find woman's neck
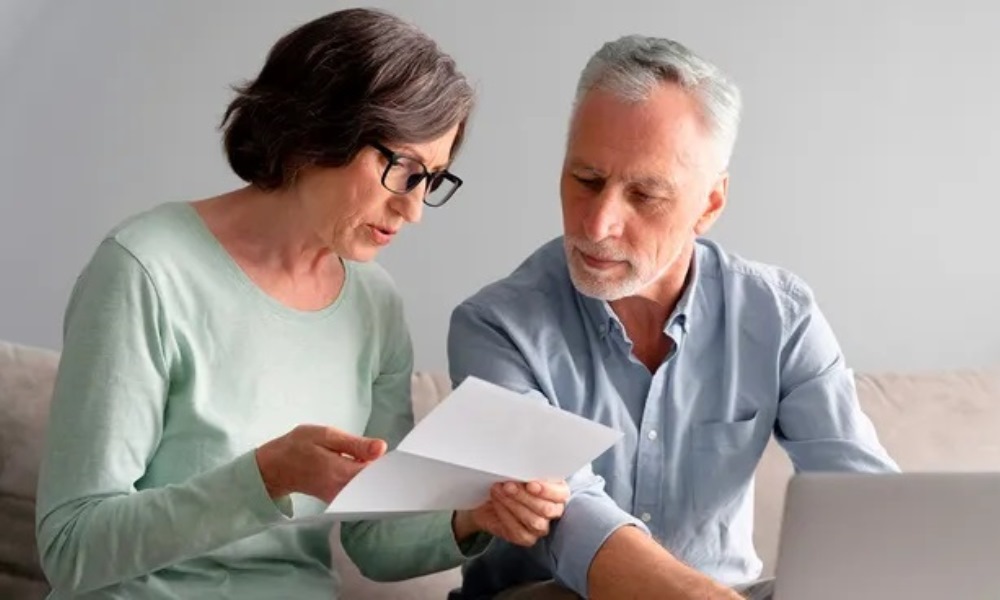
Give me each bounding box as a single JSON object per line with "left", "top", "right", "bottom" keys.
{"left": 192, "top": 186, "right": 345, "bottom": 311}
{"left": 201, "top": 186, "right": 335, "bottom": 276}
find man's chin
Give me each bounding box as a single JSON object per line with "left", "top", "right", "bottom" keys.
{"left": 575, "top": 286, "right": 620, "bottom": 301}
{"left": 568, "top": 268, "right": 632, "bottom": 301}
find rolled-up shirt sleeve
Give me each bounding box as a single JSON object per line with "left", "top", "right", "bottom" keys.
{"left": 448, "top": 300, "right": 647, "bottom": 596}
{"left": 775, "top": 290, "right": 899, "bottom": 474}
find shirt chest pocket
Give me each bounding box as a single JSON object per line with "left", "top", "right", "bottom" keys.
{"left": 688, "top": 411, "right": 766, "bottom": 515}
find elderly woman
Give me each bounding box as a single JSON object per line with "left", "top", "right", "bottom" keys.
{"left": 35, "top": 8, "right": 567, "bottom": 599}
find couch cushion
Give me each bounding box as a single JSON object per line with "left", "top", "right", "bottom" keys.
{"left": 411, "top": 371, "right": 453, "bottom": 423}
{"left": 855, "top": 368, "right": 1000, "bottom": 471}
{"left": 0, "top": 341, "right": 59, "bottom": 597}
{"left": 752, "top": 367, "right": 1000, "bottom": 575}
{"left": 0, "top": 341, "right": 59, "bottom": 499}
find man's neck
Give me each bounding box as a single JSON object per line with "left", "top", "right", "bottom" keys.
{"left": 608, "top": 245, "right": 694, "bottom": 371}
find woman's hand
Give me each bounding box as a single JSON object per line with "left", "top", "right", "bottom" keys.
{"left": 255, "top": 425, "right": 387, "bottom": 503}
{"left": 454, "top": 480, "right": 570, "bottom": 547}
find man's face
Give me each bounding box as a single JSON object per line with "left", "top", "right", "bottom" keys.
{"left": 561, "top": 83, "right": 728, "bottom": 301}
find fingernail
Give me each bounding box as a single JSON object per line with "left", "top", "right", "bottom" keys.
{"left": 504, "top": 482, "right": 518, "bottom": 496}
{"left": 367, "top": 440, "right": 385, "bottom": 457}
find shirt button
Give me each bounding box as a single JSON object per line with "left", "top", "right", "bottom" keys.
{"left": 640, "top": 512, "right": 652, "bottom": 523}
{"left": 647, "top": 430, "right": 658, "bottom": 441}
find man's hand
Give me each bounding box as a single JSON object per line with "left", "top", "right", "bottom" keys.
{"left": 454, "top": 480, "right": 570, "bottom": 546}
{"left": 255, "top": 424, "right": 387, "bottom": 503}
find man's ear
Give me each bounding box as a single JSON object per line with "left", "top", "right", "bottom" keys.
{"left": 695, "top": 172, "right": 728, "bottom": 236}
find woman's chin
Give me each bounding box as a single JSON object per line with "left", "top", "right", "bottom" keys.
{"left": 342, "top": 243, "right": 383, "bottom": 263}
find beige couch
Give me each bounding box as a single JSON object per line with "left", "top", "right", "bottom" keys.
{"left": 2, "top": 339, "right": 999, "bottom": 599}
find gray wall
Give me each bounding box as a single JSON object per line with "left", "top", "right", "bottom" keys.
{"left": 1, "top": 1, "right": 997, "bottom": 372}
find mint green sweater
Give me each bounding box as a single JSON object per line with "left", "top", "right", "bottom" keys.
{"left": 35, "top": 203, "right": 477, "bottom": 599}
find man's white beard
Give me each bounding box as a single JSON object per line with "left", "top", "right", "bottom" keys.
{"left": 564, "top": 238, "right": 640, "bottom": 300}
{"left": 563, "top": 236, "right": 677, "bottom": 301}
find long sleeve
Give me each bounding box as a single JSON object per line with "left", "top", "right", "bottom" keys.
{"left": 35, "top": 240, "right": 287, "bottom": 595}
{"left": 775, "top": 292, "right": 899, "bottom": 473}
{"left": 340, "top": 289, "right": 488, "bottom": 582}
{"left": 447, "top": 301, "right": 645, "bottom": 597}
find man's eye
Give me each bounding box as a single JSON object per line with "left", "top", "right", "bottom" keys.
{"left": 574, "top": 175, "right": 603, "bottom": 191}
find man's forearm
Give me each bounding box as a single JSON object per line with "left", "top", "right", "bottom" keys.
{"left": 588, "top": 526, "right": 742, "bottom": 600}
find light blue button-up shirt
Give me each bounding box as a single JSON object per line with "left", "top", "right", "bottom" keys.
{"left": 447, "top": 237, "right": 898, "bottom": 598}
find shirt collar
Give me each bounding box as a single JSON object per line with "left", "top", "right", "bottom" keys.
{"left": 668, "top": 243, "right": 703, "bottom": 334}
{"left": 578, "top": 243, "right": 703, "bottom": 340}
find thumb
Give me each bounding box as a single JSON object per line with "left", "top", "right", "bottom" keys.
{"left": 318, "top": 428, "right": 386, "bottom": 461}
{"left": 360, "top": 438, "right": 388, "bottom": 461}
{"left": 340, "top": 435, "right": 386, "bottom": 461}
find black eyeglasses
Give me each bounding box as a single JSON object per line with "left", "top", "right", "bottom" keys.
{"left": 371, "top": 142, "right": 463, "bottom": 208}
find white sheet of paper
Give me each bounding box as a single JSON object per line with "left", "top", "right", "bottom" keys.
{"left": 325, "top": 376, "right": 622, "bottom": 520}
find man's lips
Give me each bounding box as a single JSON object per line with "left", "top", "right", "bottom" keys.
{"left": 578, "top": 249, "right": 622, "bottom": 270}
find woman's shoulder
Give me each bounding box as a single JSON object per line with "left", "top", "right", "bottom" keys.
{"left": 105, "top": 202, "right": 200, "bottom": 257}
{"left": 348, "top": 260, "right": 399, "bottom": 292}
{"left": 347, "top": 260, "right": 404, "bottom": 309}
{"left": 75, "top": 202, "right": 220, "bottom": 299}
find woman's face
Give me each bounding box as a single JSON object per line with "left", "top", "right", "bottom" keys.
{"left": 293, "top": 125, "right": 459, "bottom": 262}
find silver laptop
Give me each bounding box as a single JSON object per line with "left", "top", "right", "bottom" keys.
{"left": 773, "top": 472, "right": 1000, "bottom": 600}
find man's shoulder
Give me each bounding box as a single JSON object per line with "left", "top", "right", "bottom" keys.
{"left": 457, "top": 237, "right": 574, "bottom": 324}
{"left": 699, "top": 239, "right": 816, "bottom": 318}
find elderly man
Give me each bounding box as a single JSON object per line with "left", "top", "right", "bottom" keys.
{"left": 448, "top": 35, "right": 898, "bottom": 599}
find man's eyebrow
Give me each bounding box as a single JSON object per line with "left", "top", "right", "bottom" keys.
{"left": 568, "top": 161, "right": 677, "bottom": 194}
{"left": 630, "top": 174, "right": 678, "bottom": 195}
{"left": 566, "top": 160, "right": 605, "bottom": 177}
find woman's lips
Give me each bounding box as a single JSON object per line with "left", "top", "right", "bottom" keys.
{"left": 368, "top": 224, "right": 398, "bottom": 246}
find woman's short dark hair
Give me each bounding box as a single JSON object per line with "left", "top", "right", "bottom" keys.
{"left": 221, "top": 8, "right": 475, "bottom": 190}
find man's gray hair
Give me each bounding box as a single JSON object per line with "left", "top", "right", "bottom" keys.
{"left": 575, "top": 35, "right": 742, "bottom": 169}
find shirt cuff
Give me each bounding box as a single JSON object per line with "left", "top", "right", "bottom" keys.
{"left": 441, "top": 511, "right": 494, "bottom": 562}
{"left": 228, "top": 449, "right": 293, "bottom": 523}
{"left": 548, "top": 493, "right": 648, "bottom": 596}
{"left": 458, "top": 531, "right": 494, "bottom": 558}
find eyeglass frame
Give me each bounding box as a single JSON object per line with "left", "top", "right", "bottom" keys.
{"left": 370, "top": 142, "right": 463, "bottom": 207}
